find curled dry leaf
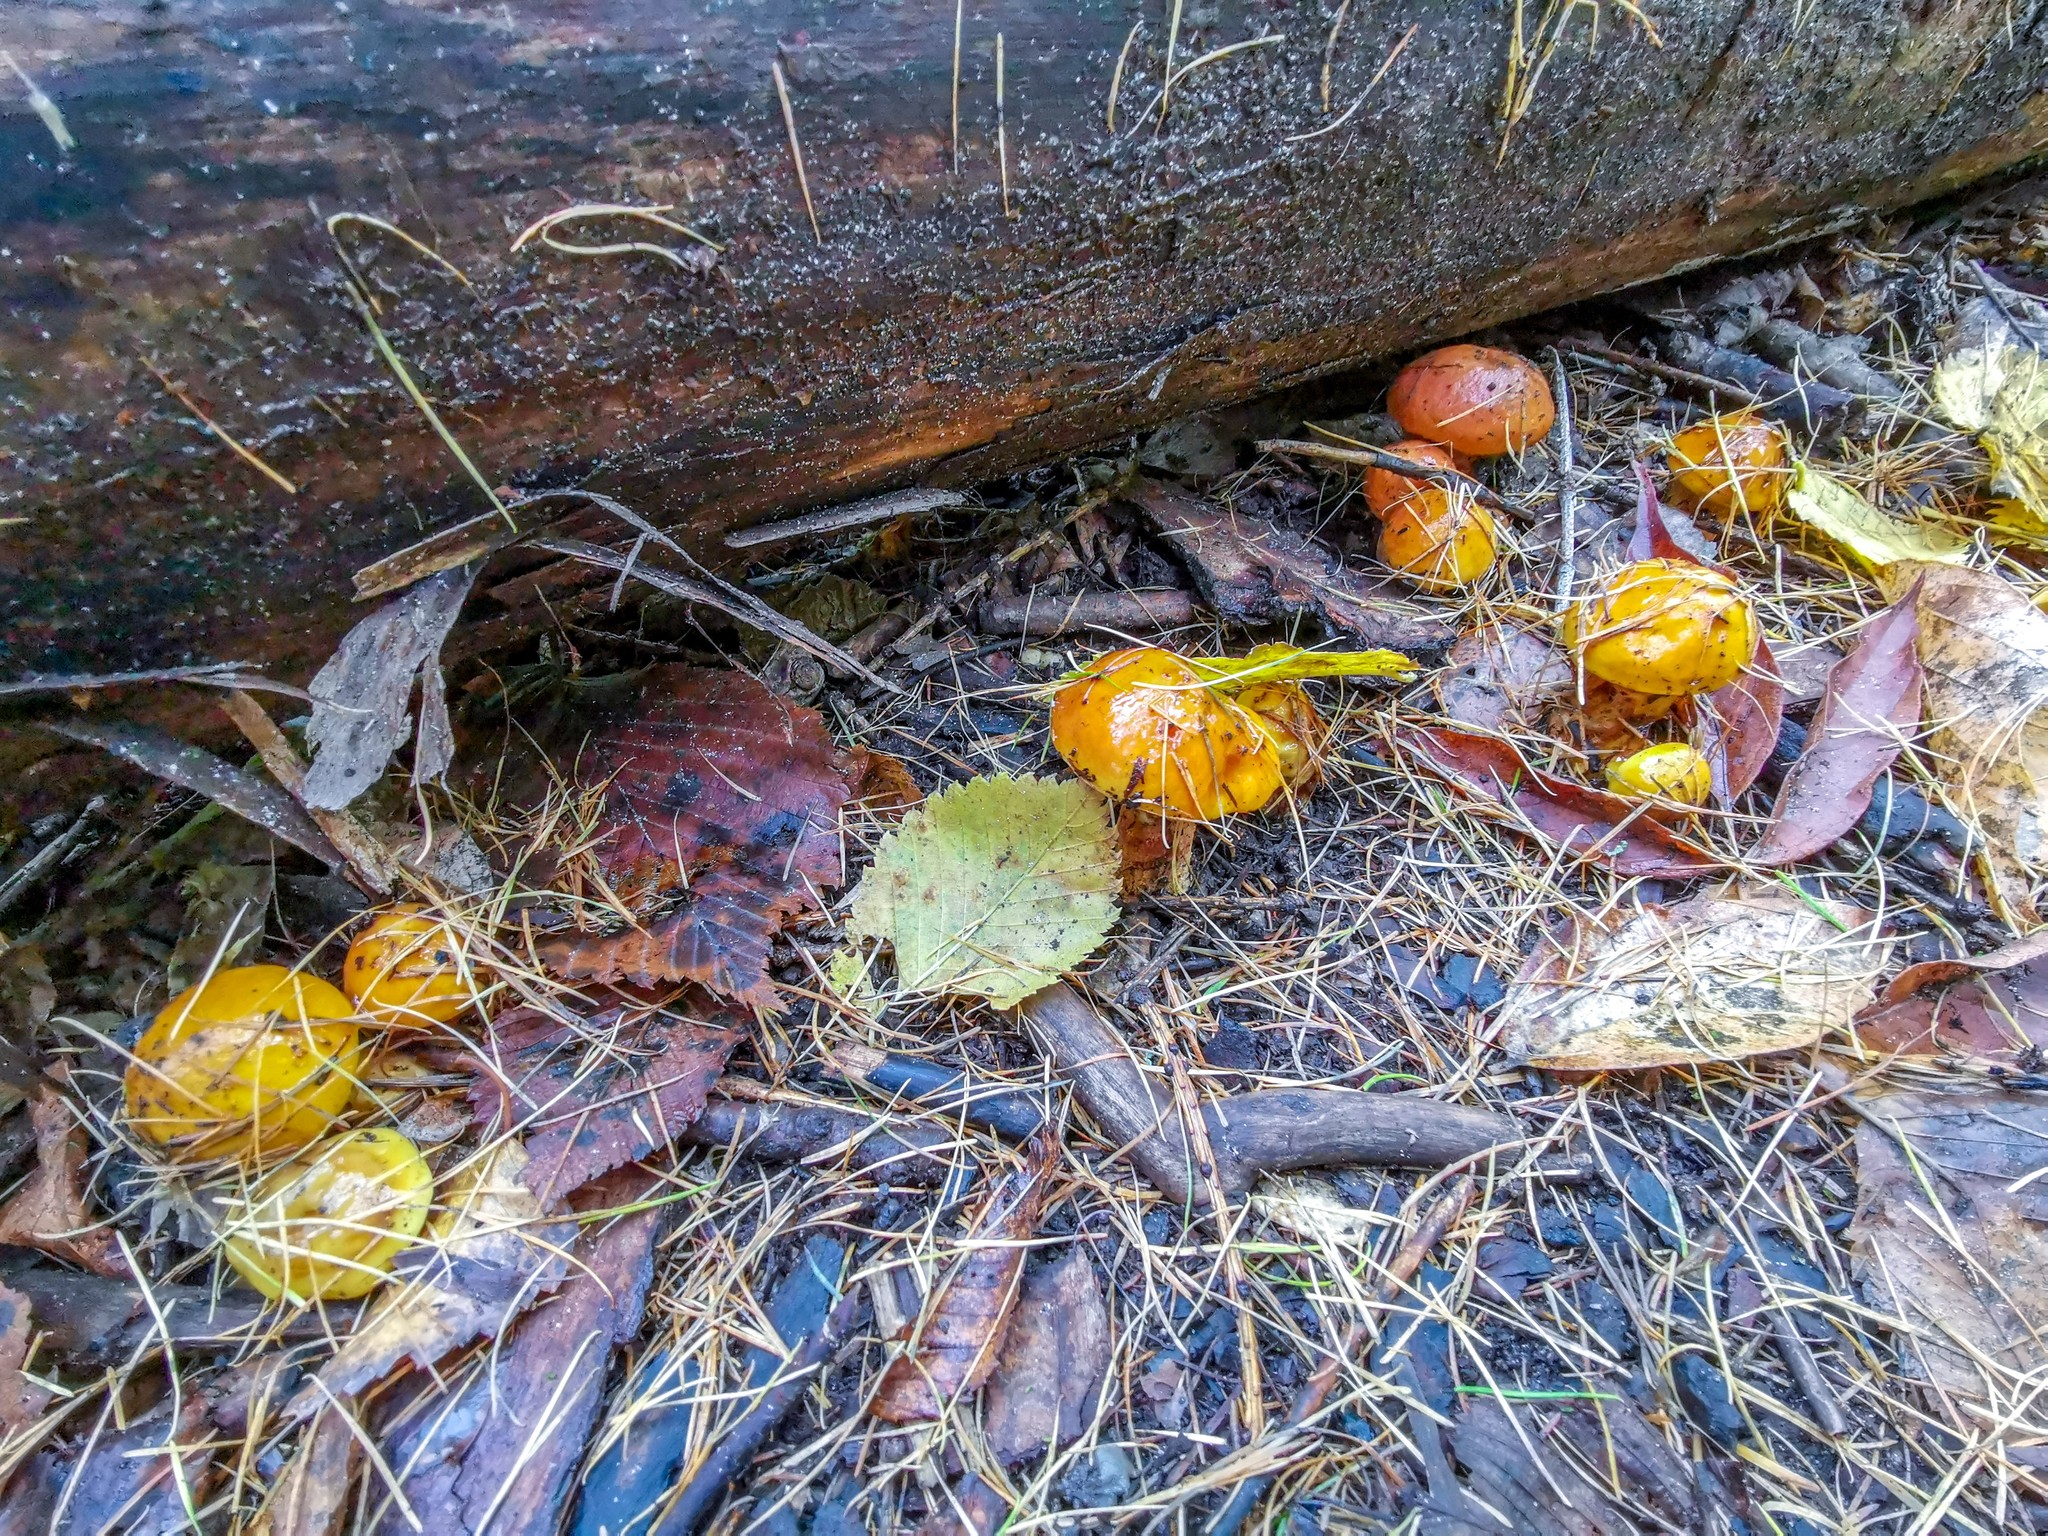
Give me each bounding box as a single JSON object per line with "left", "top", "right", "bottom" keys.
{"left": 1498, "top": 891, "right": 1886, "bottom": 1071}
{"left": 0, "top": 1081, "right": 126, "bottom": 1280}
{"left": 0, "top": 1280, "right": 50, "bottom": 1432}
{"left": 1848, "top": 1079, "right": 2048, "bottom": 1417}
{"left": 541, "top": 666, "right": 859, "bottom": 1006}
{"left": 1394, "top": 725, "right": 1722, "bottom": 878}
{"left": 843, "top": 775, "right": 1119, "bottom": 1009}
{"left": 1125, "top": 482, "right": 1455, "bottom": 653}
{"left": 1905, "top": 562, "right": 2048, "bottom": 926}
{"left": 1783, "top": 463, "right": 1969, "bottom": 570}
{"left": 467, "top": 999, "right": 742, "bottom": 1203}
{"left": 1754, "top": 591, "right": 1923, "bottom": 865}
{"left": 870, "top": 1132, "right": 1059, "bottom": 1424}
{"left": 982, "top": 1250, "right": 1112, "bottom": 1464}
{"left": 304, "top": 1139, "right": 574, "bottom": 1408}
{"left": 374, "top": 1166, "right": 671, "bottom": 1536}
{"left": 1854, "top": 928, "right": 2048, "bottom": 1063}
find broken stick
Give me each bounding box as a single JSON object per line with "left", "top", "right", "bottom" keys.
{"left": 1016, "top": 982, "right": 1515, "bottom": 1203}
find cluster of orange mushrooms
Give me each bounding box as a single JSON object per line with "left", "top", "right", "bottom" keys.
{"left": 122, "top": 909, "right": 478, "bottom": 1303}
{"left": 1052, "top": 343, "right": 1793, "bottom": 825}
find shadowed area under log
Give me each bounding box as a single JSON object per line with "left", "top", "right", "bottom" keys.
{"left": 1, "top": 0, "right": 2044, "bottom": 706}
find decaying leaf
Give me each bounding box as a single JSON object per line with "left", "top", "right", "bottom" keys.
{"left": 0, "top": 1280, "right": 50, "bottom": 1432}
{"left": 1126, "top": 482, "right": 1455, "bottom": 652}
{"left": 305, "top": 1139, "right": 574, "bottom": 1407}
{"left": 1783, "top": 464, "right": 1971, "bottom": 569}
{"left": 166, "top": 861, "right": 274, "bottom": 992}
{"left": 0, "top": 1080, "right": 126, "bottom": 1279}
{"left": 1907, "top": 562, "right": 2048, "bottom": 925}
{"left": 1848, "top": 1079, "right": 2048, "bottom": 1417}
{"left": 1395, "top": 725, "right": 1722, "bottom": 878}
{"left": 303, "top": 560, "right": 480, "bottom": 809}
{"left": 871, "top": 1133, "right": 1058, "bottom": 1423}
{"left": 1498, "top": 891, "right": 1886, "bottom": 1071}
{"left": 1754, "top": 591, "right": 1923, "bottom": 865}
{"left": 541, "top": 666, "right": 858, "bottom": 1007}
{"left": 250, "top": 1401, "right": 360, "bottom": 1536}
{"left": 1855, "top": 928, "right": 2048, "bottom": 1063}
{"left": 1689, "top": 637, "right": 1783, "bottom": 801}
{"left": 373, "top": 1166, "right": 670, "bottom": 1536}
{"left": 982, "top": 1251, "right": 1112, "bottom": 1464}
{"left": 844, "top": 775, "right": 1119, "bottom": 1009}
{"left": 467, "top": 999, "right": 742, "bottom": 1203}
{"left": 1435, "top": 627, "right": 1572, "bottom": 733}
{"left": 1929, "top": 343, "right": 2048, "bottom": 532}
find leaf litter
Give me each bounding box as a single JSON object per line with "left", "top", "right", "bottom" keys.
{"left": 12, "top": 182, "right": 2048, "bottom": 1536}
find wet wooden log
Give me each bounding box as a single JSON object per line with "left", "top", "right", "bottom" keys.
{"left": 2, "top": 0, "right": 2044, "bottom": 721}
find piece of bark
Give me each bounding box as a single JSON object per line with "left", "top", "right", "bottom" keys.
{"left": 1657, "top": 330, "right": 1860, "bottom": 431}
{"left": 982, "top": 1251, "right": 1111, "bottom": 1463}
{"left": 1016, "top": 983, "right": 1517, "bottom": 1205}
{"left": 1126, "top": 482, "right": 1453, "bottom": 654}
{"left": 680, "top": 1096, "right": 961, "bottom": 1183}
{"left": 976, "top": 588, "right": 1200, "bottom": 638}
{"left": 0, "top": 1280, "right": 49, "bottom": 1432}
{"left": 372, "top": 1167, "right": 673, "bottom": 1536}
{"left": 822, "top": 1043, "right": 1048, "bottom": 1142}
{"left": 1749, "top": 317, "right": 1903, "bottom": 401}
{"left": 871, "top": 1133, "right": 1059, "bottom": 1423}
{"left": 0, "top": 1081, "right": 126, "bottom": 1280}
{"left": 251, "top": 1401, "right": 362, "bottom": 1536}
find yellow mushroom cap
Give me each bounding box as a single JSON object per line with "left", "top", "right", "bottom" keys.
{"left": 1605, "top": 743, "right": 1713, "bottom": 805}
{"left": 1562, "top": 559, "right": 1759, "bottom": 697}
{"left": 220, "top": 1127, "right": 433, "bottom": 1302}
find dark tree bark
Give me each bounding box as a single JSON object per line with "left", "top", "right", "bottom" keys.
{"left": 1, "top": 0, "right": 2044, "bottom": 707}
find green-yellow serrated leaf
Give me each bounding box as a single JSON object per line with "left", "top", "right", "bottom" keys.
{"left": 843, "top": 774, "right": 1119, "bottom": 1008}
{"left": 1183, "top": 643, "right": 1419, "bottom": 689}
{"left": 1784, "top": 463, "right": 1970, "bottom": 570}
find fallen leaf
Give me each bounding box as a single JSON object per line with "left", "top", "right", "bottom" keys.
{"left": 1755, "top": 592, "right": 1923, "bottom": 864}
{"left": 466, "top": 998, "right": 742, "bottom": 1204}
{"left": 373, "top": 1165, "right": 671, "bottom": 1536}
{"left": 0, "top": 1080, "right": 127, "bottom": 1279}
{"left": 1929, "top": 344, "right": 2048, "bottom": 532}
{"left": 166, "top": 861, "right": 273, "bottom": 992}
{"left": 1497, "top": 891, "right": 1886, "bottom": 1071}
{"left": 871, "top": 1133, "right": 1059, "bottom": 1423}
{"left": 0, "top": 1280, "right": 50, "bottom": 1432}
{"left": 844, "top": 775, "right": 1119, "bottom": 1009}
{"left": 850, "top": 747, "right": 924, "bottom": 819}
{"left": 303, "top": 560, "right": 480, "bottom": 808}
{"left": 304, "top": 1139, "right": 575, "bottom": 1407}
{"left": 982, "top": 1250, "right": 1111, "bottom": 1464}
{"left": 1688, "top": 637, "right": 1783, "bottom": 801}
{"left": 1855, "top": 928, "right": 2048, "bottom": 1062}
{"left": 1435, "top": 627, "right": 1572, "bottom": 733}
{"left": 1848, "top": 1079, "right": 2048, "bottom": 1418}
{"left": 1783, "top": 463, "right": 1970, "bottom": 569}
{"left": 540, "top": 666, "right": 859, "bottom": 1007}
{"left": 1395, "top": 725, "right": 1722, "bottom": 878}
{"left": 1183, "top": 644, "right": 1417, "bottom": 687}
{"left": 1907, "top": 563, "right": 2048, "bottom": 925}
{"left": 1125, "top": 482, "right": 1455, "bottom": 653}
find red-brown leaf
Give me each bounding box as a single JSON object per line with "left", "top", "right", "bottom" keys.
{"left": 540, "top": 666, "right": 858, "bottom": 1007}
{"left": 871, "top": 1133, "right": 1059, "bottom": 1424}
{"left": 468, "top": 997, "right": 743, "bottom": 1204}
{"left": 1395, "top": 725, "right": 1722, "bottom": 878}
{"left": 1753, "top": 592, "right": 1922, "bottom": 865}
{"left": 0, "top": 1081, "right": 126, "bottom": 1280}
{"left": 1689, "top": 639, "right": 1785, "bottom": 802}
{"left": 1855, "top": 929, "right": 2048, "bottom": 1061}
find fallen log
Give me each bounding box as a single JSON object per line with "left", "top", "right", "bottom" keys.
{"left": 2, "top": 0, "right": 2044, "bottom": 718}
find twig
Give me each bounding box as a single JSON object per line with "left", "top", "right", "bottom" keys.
{"left": 996, "top": 33, "right": 1011, "bottom": 219}
{"left": 141, "top": 359, "right": 298, "bottom": 495}
{"left": 0, "top": 796, "right": 104, "bottom": 921}
{"left": 1320, "top": 0, "right": 1353, "bottom": 110}
{"left": 218, "top": 690, "right": 396, "bottom": 894}
{"left": 725, "top": 487, "right": 968, "bottom": 550}
{"left": 1205, "top": 1175, "right": 1479, "bottom": 1536}
{"left": 531, "top": 534, "right": 903, "bottom": 695}
{"left": 951, "top": 0, "right": 965, "bottom": 171}
{"left": 1561, "top": 339, "right": 1763, "bottom": 407}
{"left": 1258, "top": 436, "right": 1508, "bottom": 511}
{"left": 1107, "top": 21, "right": 1142, "bottom": 131}
{"left": 1547, "top": 348, "right": 1578, "bottom": 613}
{"left": 976, "top": 587, "right": 1199, "bottom": 638}
{"left": 773, "top": 60, "right": 822, "bottom": 243}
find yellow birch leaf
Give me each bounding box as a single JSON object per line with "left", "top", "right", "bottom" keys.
{"left": 1783, "top": 463, "right": 1969, "bottom": 570}
{"left": 843, "top": 774, "right": 1119, "bottom": 1008}
{"left": 1929, "top": 345, "right": 2048, "bottom": 536}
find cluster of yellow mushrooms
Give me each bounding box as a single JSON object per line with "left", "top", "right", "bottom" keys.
{"left": 1052, "top": 345, "right": 1785, "bottom": 822}
{"left": 122, "top": 909, "right": 476, "bottom": 1303}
